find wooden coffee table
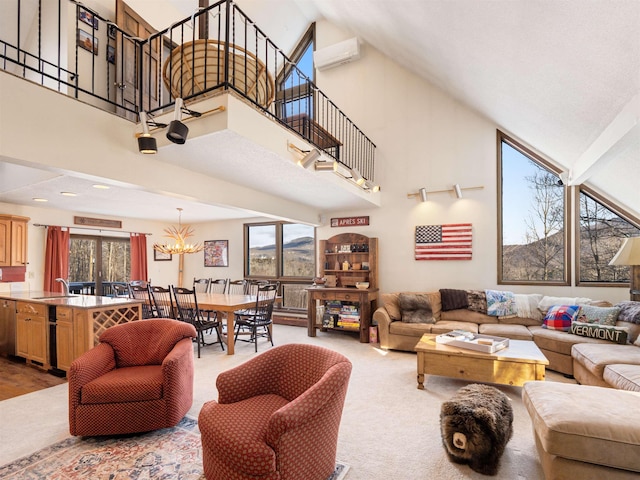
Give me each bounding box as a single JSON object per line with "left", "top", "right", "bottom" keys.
{"left": 414, "top": 333, "right": 548, "bottom": 389}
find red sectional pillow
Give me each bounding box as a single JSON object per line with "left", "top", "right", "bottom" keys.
{"left": 542, "top": 305, "right": 580, "bottom": 331}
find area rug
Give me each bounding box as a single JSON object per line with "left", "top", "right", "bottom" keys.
{"left": 0, "top": 416, "right": 349, "bottom": 479}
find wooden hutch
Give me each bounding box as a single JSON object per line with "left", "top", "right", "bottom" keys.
{"left": 307, "top": 232, "right": 378, "bottom": 342}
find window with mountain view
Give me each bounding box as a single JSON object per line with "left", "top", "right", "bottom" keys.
{"left": 578, "top": 187, "right": 640, "bottom": 284}
{"left": 276, "top": 24, "right": 315, "bottom": 120}
{"left": 498, "top": 132, "right": 569, "bottom": 285}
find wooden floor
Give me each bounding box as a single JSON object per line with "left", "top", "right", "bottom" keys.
{"left": 0, "top": 356, "right": 67, "bottom": 401}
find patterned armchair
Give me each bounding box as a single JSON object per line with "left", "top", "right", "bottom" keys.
{"left": 198, "top": 343, "right": 352, "bottom": 480}
{"left": 68, "top": 318, "right": 196, "bottom": 436}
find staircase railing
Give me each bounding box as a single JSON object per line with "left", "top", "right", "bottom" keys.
{"left": 0, "top": 0, "right": 376, "bottom": 182}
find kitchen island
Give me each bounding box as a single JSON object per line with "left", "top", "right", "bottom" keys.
{"left": 0, "top": 292, "right": 142, "bottom": 374}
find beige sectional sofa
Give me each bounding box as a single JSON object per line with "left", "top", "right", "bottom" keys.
{"left": 373, "top": 290, "right": 640, "bottom": 379}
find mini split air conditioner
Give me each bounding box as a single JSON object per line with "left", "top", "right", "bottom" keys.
{"left": 313, "top": 37, "right": 361, "bottom": 71}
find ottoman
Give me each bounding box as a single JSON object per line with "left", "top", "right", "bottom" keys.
{"left": 523, "top": 382, "right": 640, "bottom": 479}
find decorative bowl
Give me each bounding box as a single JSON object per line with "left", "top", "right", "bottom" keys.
{"left": 355, "top": 282, "right": 369, "bottom": 290}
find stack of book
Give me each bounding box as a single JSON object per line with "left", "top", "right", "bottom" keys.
{"left": 338, "top": 304, "right": 360, "bottom": 329}
{"left": 322, "top": 300, "right": 342, "bottom": 328}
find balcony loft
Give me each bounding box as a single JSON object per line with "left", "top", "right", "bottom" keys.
{"left": 0, "top": 0, "right": 379, "bottom": 225}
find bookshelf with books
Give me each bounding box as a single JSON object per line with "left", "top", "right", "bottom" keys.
{"left": 307, "top": 232, "right": 378, "bottom": 342}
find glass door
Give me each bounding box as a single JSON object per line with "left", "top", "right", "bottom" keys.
{"left": 69, "top": 235, "right": 130, "bottom": 295}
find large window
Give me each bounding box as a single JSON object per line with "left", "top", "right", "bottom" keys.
{"left": 577, "top": 187, "right": 640, "bottom": 285}
{"left": 245, "top": 221, "right": 315, "bottom": 310}
{"left": 276, "top": 24, "right": 315, "bottom": 120}
{"left": 498, "top": 132, "right": 569, "bottom": 285}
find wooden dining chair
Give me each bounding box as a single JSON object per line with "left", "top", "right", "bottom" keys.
{"left": 129, "top": 284, "right": 155, "bottom": 319}
{"left": 149, "top": 285, "right": 176, "bottom": 319}
{"left": 209, "top": 278, "right": 228, "bottom": 294}
{"left": 226, "top": 279, "right": 247, "bottom": 295}
{"left": 234, "top": 282, "right": 278, "bottom": 352}
{"left": 111, "top": 283, "right": 130, "bottom": 298}
{"left": 193, "top": 277, "right": 211, "bottom": 293}
{"left": 172, "top": 286, "right": 224, "bottom": 357}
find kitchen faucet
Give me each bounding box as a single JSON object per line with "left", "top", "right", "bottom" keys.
{"left": 55, "top": 278, "right": 70, "bottom": 295}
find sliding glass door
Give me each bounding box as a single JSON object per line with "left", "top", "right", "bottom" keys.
{"left": 69, "top": 235, "right": 130, "bottom": 295}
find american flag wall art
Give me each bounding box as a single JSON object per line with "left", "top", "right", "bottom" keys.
{"left": 415, "top": 223, "right": 473, "bottom": 260}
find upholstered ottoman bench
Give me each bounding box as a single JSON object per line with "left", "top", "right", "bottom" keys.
{"left": 523, "top": 382, "right": 640, "bottom": 479}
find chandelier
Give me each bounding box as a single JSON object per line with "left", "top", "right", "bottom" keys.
{"left": 153, "top": 208, "right": 204, "bottom": 255}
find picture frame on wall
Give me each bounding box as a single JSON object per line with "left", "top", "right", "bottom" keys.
{"left": 79, "top": 10, "right": 99, "bottom": 30}
{"left": 77, "top": 29, "right": 98, "bottom": 55}
{"left": 107, "top": 45, "right": 115, "bottom": 64}
{"left": 204, "top": 240, "right": 228, "bottom": 267}
{"left": 107, "top": 23, "right": 117, "bottom": 40}
{"left": 154, "top": 250, "right": 172, "bottom": 261}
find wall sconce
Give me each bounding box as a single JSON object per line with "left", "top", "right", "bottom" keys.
{"left": 407, "top": 187, "right": 428, "bottom": 202}
{"left": 166, "top": 98, "right": 202, "bottom": 145}
{"left": 454, "top": 184, "right": 463, "bottom": 199}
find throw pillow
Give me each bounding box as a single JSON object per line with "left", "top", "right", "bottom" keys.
{"left": 467, "top": 290, "right": 487, "bottom": 314}
{"left": 569, "top": 322, "right": 629, "bottom": 345}
{"left": 439, "top": 289, "right": 468, "bottom": 311}
{"left": 542, "top": 305, "right": 580, "bottom": 331}
{"left": 576, "top": 305, "right": 620, "bottom": 326}
{"left": 398, "top": 293, "right": 434, "bottom": 324}
{"left": 617, "top": 301, "right": 640, "bottom": 324}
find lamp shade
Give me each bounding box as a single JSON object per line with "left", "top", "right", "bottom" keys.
{"left": 609, "top": 237, "right": 640, "bottom": 266}
{"left": 138, "top": 135, "right": 157, "bottom": 154}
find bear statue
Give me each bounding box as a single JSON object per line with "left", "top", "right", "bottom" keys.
{"left": 440, "top": 383, "right": 514, "bottom": 476}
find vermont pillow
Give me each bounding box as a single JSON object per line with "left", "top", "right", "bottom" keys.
{"left": 439, "top": 289, "right": 468, "bottom": 311}
{"left": 542, "top": 305, "right": 580, "bottom": 331}
{"left": 617, "top": 301, "right": 640, "bottom": 324}
{"left": 576, "top": 305, "right": 620, "bottom": 326}
{"left": 570, "top": 322, "right": 629, "bottom": 345}
{"left": 398, "top": 293, "right": 434, "bottom": 323}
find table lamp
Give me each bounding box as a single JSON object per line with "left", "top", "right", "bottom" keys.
{"left": 609, "top": 237, "right": 640, "bottom": 301}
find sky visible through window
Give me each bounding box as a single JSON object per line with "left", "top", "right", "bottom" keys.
{"left": 249, "top": 224, "right": 313, "bottom": 248}
{"left": 502, "top": 142, "right": 553, "bottom": 245}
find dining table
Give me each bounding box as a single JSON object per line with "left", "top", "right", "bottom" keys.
{"left": 196, "top": 292, "right": 256, "bottom": 355}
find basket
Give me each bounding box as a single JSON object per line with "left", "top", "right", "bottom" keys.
{"left": 162, "top": 39, "right": 275, "bottom": 108}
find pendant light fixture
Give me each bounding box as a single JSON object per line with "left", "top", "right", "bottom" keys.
{"left": 153, "top": 208, "right": 204, "bottom": 255}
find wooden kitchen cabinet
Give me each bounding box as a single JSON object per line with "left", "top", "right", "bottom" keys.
{"left": 55, "top": 306, "right": 74, "bottom": 372}
{"left": 0, "top": 215, "right": 30, "bottom": 267}
{"left": 16, "top": 301, "right": 48, "bottom": 367}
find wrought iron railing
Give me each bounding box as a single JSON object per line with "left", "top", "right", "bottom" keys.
{"left": 1, "top": 0, "right": 376, "bottom": 181}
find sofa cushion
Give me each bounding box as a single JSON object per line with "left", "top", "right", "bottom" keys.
{"left": 440, "top": 308, "right": 496, "bottom": 324}
{"left": 389, "top": 320, "right": 433, "bottom": 337}
{"left": 466, "top": 290, "right": 487, "bottom": 314}
{"left": 381, "top": 292, "right": 441, "bottom": 321}
{"left": 603, "top": 364, "right": 640, "bottom": 392}
{"left": 485, "top": 289, "right": 517, "bottom": 317}
{"left": 431, "top": 320, "right": 478, "bottom": 335}
{"left": 439, "top": 289, "right": 468, "bottom": 311}
{"left": 522, "top": 382, "right": 640, "bottom": 473}
{"left": 569, "top": 322, "right": 629, "bottom": 344}
{"left": 542, "top": 305, "right": 580, "bottom": 331}
{"left": 479, "top": 323, "right": 533, "bottom": 340}
{"left": 529, "top": 326, "right": 610, "bottom": 356}
{"left": 577, "top": 305, "right": 620, "bottom": 326}
{"left": 571, "top": 343, "right": 640, "bottom": 379}
{"left": 617, "top": 301, "right": 640, "bottom": 324}
{"left": 398, "top": 293, "right": 434, "bottom": 323}
{"left": 497, "top": 315, "right": 541, "bottom": 327}
{"left": 537, "top": 296, "right": 594, "bottom": 315}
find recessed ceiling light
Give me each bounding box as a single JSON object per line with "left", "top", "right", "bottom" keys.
{"left": 92, "top": 184, "right": 110, "bottom": 190}
{"left": 33, "top": 198, "right": 48, "bottom": 202}
{"left": 60, "top": 192, "right": 77, "bottom": 197}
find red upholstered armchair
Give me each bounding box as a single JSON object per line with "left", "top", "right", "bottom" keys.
{"left": 68, "top": 318, "right": 197, "bottom": 436}
{"left": 198, "top": 343, "right": 352, "bottom": 480}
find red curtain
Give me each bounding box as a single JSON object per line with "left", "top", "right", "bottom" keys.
{"left": 130, "top": 233, "right": 148, "bottom": 282}
{"left": 43, "top": 226, "right": 70, "bottom": 293}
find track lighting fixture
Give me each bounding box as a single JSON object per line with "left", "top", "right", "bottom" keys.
{"left": 298, "top": 149, "right": 321, "bottom": 168}
{"left": 137, "top": 111, "right": 167, "bottom": 154}
{"left": 408, "top": 184, "right": 484, "bottom": 202}
{"left": 364, "top": 180, "right": 381, "bottom": 193}
{"left": 350, "top": 168, "right": 366, "bottom": 186}
{"left": 314, "top": 160, "right": 338, "bottom": 172}
{"left": 166, "top": 98, "right": 202, "bottom": 145}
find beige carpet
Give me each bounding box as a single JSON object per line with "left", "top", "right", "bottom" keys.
{"left": 0, "top": 325, "right": 574, "bottom": 478}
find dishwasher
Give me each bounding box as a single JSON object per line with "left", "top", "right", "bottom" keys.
{"left": 0, "top": 299, "right": 17, "bottom": 356}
